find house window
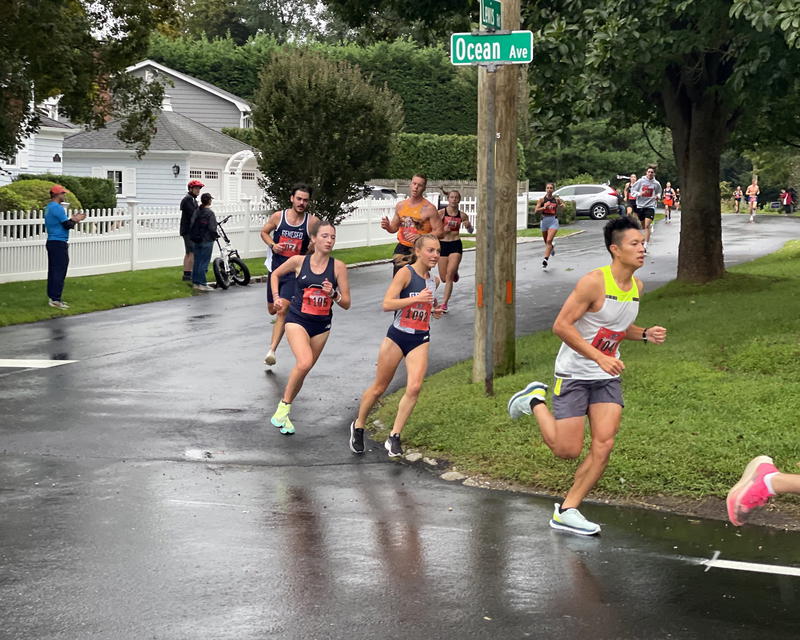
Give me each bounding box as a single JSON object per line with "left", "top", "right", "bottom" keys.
{"left": 107, "top": 170, "right": 123, "bottom": 195}
{"left": 204, "top": 170, "right": 219, "bottom": 180}
{"left": 241, "top": 113, "right": 252, "bottom": 129}
{"left": 242, "top": 171, "right": 256, "bottom": 180}
{"left": 189, "top": 170, "right": 202, "bottom": 179}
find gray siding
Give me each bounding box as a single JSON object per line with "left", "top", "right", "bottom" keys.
{"left": 0, "top": 130, "right": 67, "bottom": 186}
{"left": 130, "top": 68, "right": 243, "bottom": 131}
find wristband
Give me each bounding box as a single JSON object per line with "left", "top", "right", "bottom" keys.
{"left": 642, "top": 327, "right": 650, "bottom": 343}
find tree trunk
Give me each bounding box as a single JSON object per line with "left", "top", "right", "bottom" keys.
{"left": 662, "top": 62, "right": 731, "bottom": 283}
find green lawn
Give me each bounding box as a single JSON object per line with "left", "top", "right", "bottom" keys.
{"left": 372, "top": 240, "right": 800, "bottom": 503}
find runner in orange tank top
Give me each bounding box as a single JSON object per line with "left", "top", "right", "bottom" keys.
{"left": 380, "top": 173, "right": 443, "bottom": 274}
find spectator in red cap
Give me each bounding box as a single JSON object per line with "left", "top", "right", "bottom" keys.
{"left": 180, "top": 179, "right": 204, "bottom": 281}
{"left": 44, "top": 185, "right": 86, "bottom": 310}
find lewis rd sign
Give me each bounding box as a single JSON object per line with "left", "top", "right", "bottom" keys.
{"left": 450, "top": 30, "right": 533, "bottom": 66}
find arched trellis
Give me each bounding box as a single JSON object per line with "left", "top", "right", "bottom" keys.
{"left": 223, "top": 149, "right": 256, "bottom": 203}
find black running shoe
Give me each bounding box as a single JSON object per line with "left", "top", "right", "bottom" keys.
{"left": 384, "top": 433, "right": 403, "bottom": 457}
{"left": 349, "top": 421, "right": 365, "bottom": 454}
{"left": 542, "top": 259, "right": 548, "bottom": 269}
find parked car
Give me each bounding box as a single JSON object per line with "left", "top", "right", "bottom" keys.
{"left": 527, "top": 184, "right": 621, "bottom": 219}
{"left": 363, "top": 184, "right": 398, "bottom": 200}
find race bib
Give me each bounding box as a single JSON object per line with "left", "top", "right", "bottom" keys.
{"left": 591, "top": 327, "right": 625, "bottom": 356}
{"left": 445, "top": 216, "right": 461, "bottom": 231}
{"left": 543, "top": 201, "right": 557, "bottom": 215}
{"left": 300, "top": 285, "right": 332, "bottom": 316}
{"left": 278, "top": 234, "right": 303, "bottom": 256}
{"left": 399, "top": 301, "right": 431, "bottom": 331}
{"left": 641, "top": 186, "right": 654, "bottom": 198}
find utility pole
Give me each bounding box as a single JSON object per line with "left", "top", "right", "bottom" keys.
{"left": 469, "top": 0, "right": 524, "bottom": 392}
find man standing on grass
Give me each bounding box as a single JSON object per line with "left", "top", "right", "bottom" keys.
{"left": 44, "top": 185, "right": 86, "bottom": 310}
{"left": 380, "top": 173, "right": 443, "bottom": 274}
{"left": 507, "top": 217, "right": 667, "bottom": 535}
{"left": 260, "top": 184, "right": 320, "bottom": 368}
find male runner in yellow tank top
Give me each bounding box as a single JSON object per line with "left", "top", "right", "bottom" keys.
{"left": 380, "top": 173, "right": 444, "bottom": 274}
{"left": 508, "top": 216, "right": 667, "bottom": 535}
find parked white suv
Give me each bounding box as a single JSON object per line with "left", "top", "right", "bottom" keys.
{"left": 528, "top": 184, "right": 621, "bottom": 219}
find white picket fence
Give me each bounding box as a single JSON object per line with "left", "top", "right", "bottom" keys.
{"left": 0, "top": 196, "right": 527, "bottom": 283}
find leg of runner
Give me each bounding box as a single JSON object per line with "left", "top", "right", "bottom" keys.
{"left": 271, "top": 324, "right": 330, "bottom": 435}
{"left": 437, "top": 253, "right": 450, "bottom": 309}
{"left": 265, "top": 305, "right": 288, "bottom": 365}
{"left": 353, "top": 338, "right": 404, "bottom": 432}
{"left": 387, "top": 342, "right": 429, "bottom": 450}
{"left": 442, "top": 251, "right": 462, "bottom": 309}
{"left": 545, "top": 228, "right": 557, "bottom": 259}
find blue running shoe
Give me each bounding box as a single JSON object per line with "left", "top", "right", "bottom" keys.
{"left": 507, "top": 381, "right": 548, "bottom": 419}
{"left": 549, "top": 503, "right": 601, "bottom": 536}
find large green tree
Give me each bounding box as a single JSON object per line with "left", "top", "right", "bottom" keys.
{"left": 524, "top": 0, "right": 800, "bottom": 282}
{"left": 252, "top": 48, "right": 403, "bottom": 221}
{"left": 0, "top": 0, "right": 176, "bottom": 162}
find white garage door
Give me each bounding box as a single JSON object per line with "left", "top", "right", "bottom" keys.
{"left": 190, "top": 168, "right": 222, "bottom": 201}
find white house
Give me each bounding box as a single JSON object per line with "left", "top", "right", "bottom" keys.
{"left": 126, "top": 60, "right": 252, "bottom": 131}
{"left": 62, "top": 99, "right": 264, "bottom": 206}
{"left": 0, "top": 115, "right": 75, "bottom": 187}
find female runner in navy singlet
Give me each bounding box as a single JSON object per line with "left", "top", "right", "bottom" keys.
{"left": 349, "top": 234, "right": 443, "bottom": 457}
{"left": 268, "top": 220, "right": 351, "bottom": 435}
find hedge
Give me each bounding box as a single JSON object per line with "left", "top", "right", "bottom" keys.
{"left": 14, "top": 174, "right": 115, "bottom": 209}
{"left": 387, "top": 133, "right": 527, "bottom": 181}
{"left": 0, "top": 179, "right": 83, "bottom": 212}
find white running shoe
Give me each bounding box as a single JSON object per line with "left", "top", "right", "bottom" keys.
{"left": 507, "top": 381, "right": 548, "bottom": 419}
{"left": 264, "top": 349, "right": 277, "bottom": 366}
{"left": 549, "top": 503, "right": 601, "bottom": 535}
{"left": 48, "top": 299, "right": 70, "bottom": 309}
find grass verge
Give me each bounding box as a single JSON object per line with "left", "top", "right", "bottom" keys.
{"left": 0, "top": 229, "right": 547, "bottom": 326}
{"left": 373, "top": 240, "right": 800, "bottom": 504}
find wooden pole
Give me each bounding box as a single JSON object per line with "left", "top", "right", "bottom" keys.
{"left": 493, "top": 0, "right": 520, "bottom": 377}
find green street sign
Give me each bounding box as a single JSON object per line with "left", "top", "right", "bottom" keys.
{"left": 450, "top": 31, "right": 533, "bottom": 66}
{"left": 480, "top": 0, "right": 502, "bottom": 31}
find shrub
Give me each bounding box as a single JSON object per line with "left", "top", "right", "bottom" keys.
{"left": 14, "top": 173, "right": 115, "bottom": 209}
{"left": 0, "top": 186, "right": 30, "bottom": 212}
{"left": 388, "top": 133, "right": 527, "bottom": 180}
{"left": 221, "top": 127, "right": 260, "bottom": 147}
{"left": 0, "top": 180, "right": 83, "bottom": 212}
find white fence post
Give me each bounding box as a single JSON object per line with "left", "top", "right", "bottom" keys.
{"left": 127, "top": 200, "right": 139, "bottom": 271}
{"left": 241, "top": 196, "right": 252, "bottom": 257}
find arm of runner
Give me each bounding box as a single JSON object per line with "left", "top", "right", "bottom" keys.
{"left": 270, "top": 255, "right": 303, "bottom": 311}
{"left": 260, "top": 211, "right": 281, "bottom": 249}
{"left": 460, "top": 210, "right": 474, "bottom": 234}
{"left": 332, "top": 259, "right": 351, "bottom": 310}
{"left": 381, "top": 204, "right": 401, "bottom": 233}
{"left": 553, "top": 271, "right": 626, "bottom": 376}
{"left": 426, "top": 202, "right": 445, "bottom": 238}
{"left": 534, "top": 197, "right": 545, "bottom": 213}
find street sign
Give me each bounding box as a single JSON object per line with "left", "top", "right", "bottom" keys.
{"left": 480, "top": 0, "right": 502, "bottom": 31}
{"left": 450, "top": 31, "right": 533, "bottom": 66}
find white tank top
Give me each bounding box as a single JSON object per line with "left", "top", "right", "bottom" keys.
{"left": 554, "top": 265, "right": 640, "bottom": 380}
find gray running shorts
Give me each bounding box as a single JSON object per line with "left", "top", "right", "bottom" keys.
{"left": 552, "top": 377, "right": 624, "bottom": 419}
{"left": 541, "top": 216, "right": 560, "bottom": 232}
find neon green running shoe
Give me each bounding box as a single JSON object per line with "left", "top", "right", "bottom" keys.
{"left": 280, "top": 417, "right": 295, "bottom": 435}
{"left": 270, "top": 401, "right": 291, "bottom": 428}
{"left": 507, "top": 381, "right": 548, "bottom": 419}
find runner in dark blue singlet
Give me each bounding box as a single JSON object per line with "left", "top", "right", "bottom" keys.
{"left": 348, "top": 234, "right": 443, "bottom": 457}
{"left": 268, "top": 220, "right": 350, "bottom": 435}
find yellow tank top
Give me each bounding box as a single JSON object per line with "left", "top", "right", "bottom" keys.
{"left": 397, "top": 199, "right": 432, "bottom": 247}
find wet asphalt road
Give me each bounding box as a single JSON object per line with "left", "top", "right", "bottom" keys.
{"left": 2, "top": 213, "right": 800, "bottom": 639}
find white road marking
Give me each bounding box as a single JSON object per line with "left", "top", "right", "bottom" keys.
{"left": 703, "top": 551, "right": 800, "bottom": 577}
{"left": 0, "top": 359, "right": 77, "bottom": 368}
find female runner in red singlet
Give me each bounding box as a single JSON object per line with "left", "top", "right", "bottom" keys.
{"left": 437, "top": 190, "right": 474, "bottom": 312}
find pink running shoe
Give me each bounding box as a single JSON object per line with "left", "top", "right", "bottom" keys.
{"left": 440, "top": 303, "right": 448, "bottom": 313}
{"left": 726, "top": 455, "right": 778, "bottom": 526}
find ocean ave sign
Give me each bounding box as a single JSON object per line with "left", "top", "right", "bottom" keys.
{"left": 450, "top": 31, "right": 533, "bottom": 66}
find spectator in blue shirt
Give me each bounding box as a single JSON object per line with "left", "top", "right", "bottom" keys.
{"left": 44, "top": 185, "right": 86, "bottom": 310}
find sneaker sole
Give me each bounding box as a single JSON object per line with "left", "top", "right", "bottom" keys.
{"left": 384, "top": 440, "right": 402, "bottom": 457}
{"left": 507, "top": 382, "right": 547, "bottom": 418}
{"left": 726, "top": 455, "right": 773, "bottom": 526}
{"left": 349, "top": 422, "right": 365, "bottom": 454}
{"left": 549, "top": 518, "right": 601, "bottom": 536}
{"left": 264, "top": 354, "right": 277, "bottom": 366}
{"left": 270, "top": 416, "right": 286, "bottom": 428}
